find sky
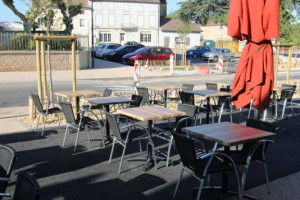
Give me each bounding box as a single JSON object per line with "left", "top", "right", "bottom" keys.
{"left": 0, "top": 0, "right": 184, "bottom": 23}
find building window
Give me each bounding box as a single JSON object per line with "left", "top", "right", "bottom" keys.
{"left": 109, "top": 4, "right": 115, "bottom": 11}
{"left": 140, "top": 32, "right": 151, "bottom": 42}
{"left": 138, "top": 16, "right": 143, "bottom": 27}
{"left": 79, "top": 19, "right": 85, "bottom": 27}
{"left": 123, "top": 15, "right": 130, "bottom": 26}
{"left": 149, "top": 16, "right": 155, "bottom": 27}
{"left": 123, "top": 4, "right": 129, "bottom": 11}
{"left": 96, "top": 14, "right": 102, "bottom": 26}
{"left": 109, "top": 15, "right": 115, "bottom": 26}
{"left": 150, "top": 5, "right": 155, "bottom": 12}
{"left": 138, "top": 5, "right": 143, "bottom": 12}
{"left": 99, "top": 32, "right": 111, "bottom": 42}
{"left": 164, "top": 36, "right": 170, "bottom": 47}
{"left": 95, "top": 3, "right": 102, "bottom": 10}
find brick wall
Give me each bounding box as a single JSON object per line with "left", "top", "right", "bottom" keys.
{"left": 0, "top": 51, "right": 90, "bottom": 72}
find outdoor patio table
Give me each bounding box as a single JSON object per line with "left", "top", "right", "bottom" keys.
{"left": 55, "top": 90, "right": 101, "bottom": 119}
{"left": 183, "top": 90, "right": 231, "bottom": 124}
{"left": 117, "top": 105, "right": 186, "bottom": 170}
{"left": 146, "top": 86, "right": 186, "bottom": 108}
{"left": 82, "top": 96, "right": 133, "bottom": 141}
{"left": 182, "top": 122, "right": 276, "bottom": 200}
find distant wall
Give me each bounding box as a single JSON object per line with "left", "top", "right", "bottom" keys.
{"left": 0, "top": 51, "right": 90, "bottom": 72}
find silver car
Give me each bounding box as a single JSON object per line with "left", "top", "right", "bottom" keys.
{"left": 202, "top": 48, "right": 234, "bottom": 62}
{"left": 95, "top": 43, "right": 121, "bottom": 58}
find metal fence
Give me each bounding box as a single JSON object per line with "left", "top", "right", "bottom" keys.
{"left": 0, "top": 32, "right": 89, "bottom": 51}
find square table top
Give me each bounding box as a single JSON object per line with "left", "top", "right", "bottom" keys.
{"left": 146, "top": 86, "right": 186, "bottom": 91}
{"left": 117, "top": 105, "right": 186, "bottom": 121}
{"left": 82, "top": 96, "right": 133, "bottom": 105}
{"left": 183, "top": 90, "right": 231, "bottom": 97}
{"left": 182, "top": 122, "right": 276, "bottom": 146}
{"left": 55, "top": 90, "right": 101, "bottom": 98}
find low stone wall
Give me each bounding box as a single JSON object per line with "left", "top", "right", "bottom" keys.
{"left": 0, "top": 50, "right": 90, "bottom": 72}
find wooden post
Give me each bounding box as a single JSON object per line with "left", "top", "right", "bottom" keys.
{"left": 35, "top": 34, "right": 42, "bottom": 100}
{"left": 274, "top": 42, "right": 280, "bottom": 87}
{"left": 41, "top": 34, "right": 48, "bottom": 103}
{"left": 286, "top": 43, "right": 293, "bottom": 84}
{"left": 71, "top": 36, "right": 77, "bottom": 118}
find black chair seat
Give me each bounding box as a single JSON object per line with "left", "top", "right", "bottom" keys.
{"left": 196, "top": 156, "right": 233, "bottom": 176}
{"left": 44, "top": 107, "right": 61, "bottom": 114}
{"left": 120, "top": 128, "right": 147, "bottom": 141}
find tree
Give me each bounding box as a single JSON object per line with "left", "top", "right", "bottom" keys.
{"left": 56, "top": 0, "right": 82, "bottom": 34}
{"left": 2, "top": 0, "right": 31, "bottom": 32}
{"left": 178, "top": 0, "right": 229, "bottom": 26}
{"left": 177, "top": 0, "right": 300, "bottom": 45}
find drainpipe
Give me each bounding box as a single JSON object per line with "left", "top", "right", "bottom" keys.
{"left": 91, "top": 0, "right": 95, "bottom": 68}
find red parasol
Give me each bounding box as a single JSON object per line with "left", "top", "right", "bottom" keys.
{"left": 228, "top": 0, "right": 280, "bottom": 112}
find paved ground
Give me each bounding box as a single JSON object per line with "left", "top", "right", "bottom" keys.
{"left": 1, "top": 59, "right": 300, "bottom": 199}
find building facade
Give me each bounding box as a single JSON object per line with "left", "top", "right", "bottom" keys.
{"left": 71, "top": 0, "right": 201, "bottom": 48}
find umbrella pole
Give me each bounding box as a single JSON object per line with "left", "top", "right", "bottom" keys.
{"left": 254, "top": 109, "right": 261, "bottom": 120}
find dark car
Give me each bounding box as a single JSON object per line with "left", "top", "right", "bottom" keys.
{"left": 106, "top": 45, "right": 143, "bottom": 62}
{"left": 122, "top": 46, "right": 174, "bottom": 65}
{"left": 124, "top": 41, "right": 144, "bottom": 47}
{"left": 186, "top": 46, "right": 211, "bottom": 59}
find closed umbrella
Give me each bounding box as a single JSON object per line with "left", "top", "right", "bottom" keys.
{"left": 228, "top": 0, "right": 280, "bottom": 112}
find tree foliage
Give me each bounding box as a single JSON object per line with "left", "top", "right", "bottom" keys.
{"left": 2, "top": 0, "right": 31, "bottom": 32}
{"left": 177, "top": 0, "right": 300, "bottom": 45}
{"left": 2, "top": 0, "right": 82, "bottom": 34}
{"left": 178, "top": 0, "right": 229, "bottom": 26}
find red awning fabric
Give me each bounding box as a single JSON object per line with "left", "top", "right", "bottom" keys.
{"left": 228, "top": 0, "right": 280, "bottom": 112}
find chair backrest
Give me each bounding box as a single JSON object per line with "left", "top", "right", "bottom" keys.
{"left": 179, "top": 91, "right": 195, "bottom": 105}
{"left": 280, "top": 89, "right": 295, "bottom": 101}
{"left": 245, "top": 119, "right": 276, "bottom": 161}
{"left": 177, "top": 104, "right": 197, "bottom": 118}
{"left": 103, "top": 88, "right": 112, "bottom": 97}
{"left": 0, "top": 144, "right": 16, "bottom": 193}
{"left": 30, "top": 94, "right": 44, "bottom": 114}
{"left": 182, "top": 83, "right": 194, "bottom": 91}
{"left": 130, "top": 94, "right": 143, "bottom": 107}
{"left": 206, "top": 83, "right": 218, "bottom": 90}
{"left": 12, "top": 171, "right": 41, "bottom": 200}
{"left": 174, "top": 117, "right": 193, "bottom": 133}
{"left": 59, "top": 102, "right": 76, "bottom": 125}
{"left": 281, "top": 84, "right": 297, "bottom": 90}
{"left": 137, "top": 87, "right": 150, "bottom": 105}
{"left": 173, "top": 132, "right": 198, "bottom": 172}
{"left": 105, "top": 112, "right": 122, "bottom": 141}
{"left": 218, "top": 96, "right": 231, "bottom": 108}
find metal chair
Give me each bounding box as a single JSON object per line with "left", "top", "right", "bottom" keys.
{"left": 0, "top": 144, "right": 16, "bottom": 198}
{"left": 128, "top": 94, "right": 143, "bottom": 108}
{"left": 137, "top": 87, "right": 163, "bottom": 106}
{"left": 275, "top": 87, "right": 296, "bottom": 118}
{"left": 206, "top": 83, "right": 218, "bottom": 90}
{"left": 178, "top": 92, "right": 207, "bottom": 124}
{"left": 59, "top": 102, "right": 105, "bottom": 152}
{"left": 172, "top": 132, "right": 241, "bottom": 200}
{"left": 168, "top": 84, "right": 195, "bottom": 102}
{"left": 0, "top": 171, "right": 41, "bottom": 200}
{"left": 206, "top": 95, "right": 233, "bottom": 123}
{"left": 154, "top": 115, "right": 195, "bottom": 167}
{"left": 31, "top": 93, "right": 61, "bottom": 136}
{"left": 105, "top": 112, "right": 151, "bottom": 174}
{"left": 229, "top": 119, "right": 276, "bottom": 198}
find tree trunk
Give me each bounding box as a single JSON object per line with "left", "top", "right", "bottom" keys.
{"left": 47, "top": 43, "right": 54, "bottom": 103}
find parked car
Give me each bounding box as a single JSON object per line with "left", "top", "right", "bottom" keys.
{"left": 122, "top": 46, "right": 174, "bottom": 65}
{"left": 90, "top": 44, "right": 103, "bottom": 57}
{"left": 123, "top": 41, "right": 144, "bottom": 47}
{"left": 106, "top": 45, "right": 143, "bottom": 62}
{"left": 95, "top": 43, "right": 121, "bottom": 58}
{"left": 186, "top": 46, "right": 211, "bottom": 59}
{"left": 202, "top": 48, "right": 234, "bottom": 62}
